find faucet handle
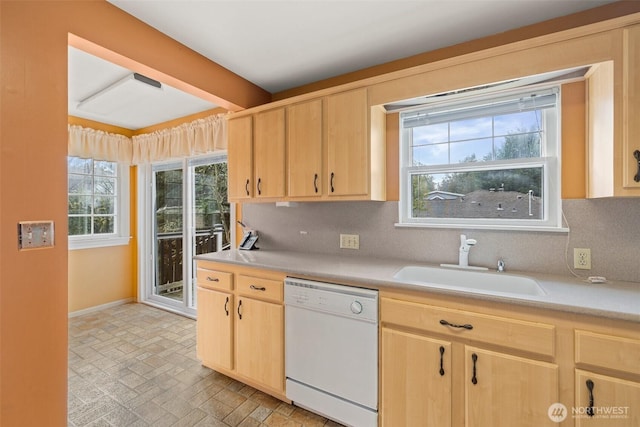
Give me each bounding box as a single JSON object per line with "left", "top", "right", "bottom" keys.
{"left": 497, "top": 259, "right": 506, "bottom": 272}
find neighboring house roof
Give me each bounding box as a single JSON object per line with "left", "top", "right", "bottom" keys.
{"left": 425, "top": 190, "right": 465, "bottom": 201}
{"left": 418, "top": 189, "right": 542, "bottom": 219}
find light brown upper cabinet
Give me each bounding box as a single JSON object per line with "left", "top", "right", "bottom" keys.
{"left": 326, "top": 88, "right": 386, "bottom": 200}
{"left": 227, "top": 116, "right": 253, "bottom": 200}
{"left": 229, "top": 88, "right": 385, "bottom": 202}
{"left": 253, "top": 108, "right": 286, "bottom": 199}
{"left": 587, "top": 25, "right": 640, "bottom": 197}
{"left": 287, "top": 99, "right": 323, "bottom": 198}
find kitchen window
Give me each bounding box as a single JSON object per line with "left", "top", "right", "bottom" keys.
{"left": 68, "top": 156, "right": 130, "bottom": 249}
{"left": 398, "top": 86, "right": 564, "bottom": 231}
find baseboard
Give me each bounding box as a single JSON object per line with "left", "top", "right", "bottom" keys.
{"left": 68, "top": 298, "right": 135, "bottom": 318}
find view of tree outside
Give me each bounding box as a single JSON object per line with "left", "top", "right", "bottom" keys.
{"left": 68, "top": 157, "right": 117, "bottom": 236}
{"left": 194, "top": 162, "right": 230, "bottom": 247}
{"left": 410, "top": 110, "right": 545, "bottom": 219}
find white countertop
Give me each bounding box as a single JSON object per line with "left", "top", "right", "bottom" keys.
{"left": 196, "top": 250, "right": 640, "bottom": 323}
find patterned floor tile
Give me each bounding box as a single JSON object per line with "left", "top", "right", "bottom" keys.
{"left": 69, "top": 303, "right": 343, "bottom": 426}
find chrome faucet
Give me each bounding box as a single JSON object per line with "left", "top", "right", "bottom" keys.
{"left": 497, "top": 259, "right": 506, "bottom": 273}
{"left": 458, "top": 234, "right": 477, "bottom": 268}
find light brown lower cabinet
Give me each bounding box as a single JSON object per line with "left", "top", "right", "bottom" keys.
{"left": 196, "top": 261, "right": 286, "bottom": 400}
{"left": 196, "top": 287, "right": 233, "bottom": 370}
{"left": 381, "top": 328, "right": 559, "bottom": 427}
{"left": 574, "top": 370, "right": 640, "bottom": 427}
{"left": 235, "top": 296, "right": 285, "bottom": 392}
{"left": 381, "top": 328, "right": 452, "bottom": 426}
{"left": 464, "top": 347, "right": 558, "bottom": 427}
{"left": 380, "top": 295, "right": 559, "bottom": 427}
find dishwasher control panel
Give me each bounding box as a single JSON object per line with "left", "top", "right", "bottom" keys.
{"left": 284, "top": 277, "right": 378, "bottom": 322}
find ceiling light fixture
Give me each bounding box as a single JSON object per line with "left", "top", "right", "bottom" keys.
{"left": 77, "top": 73, "right": 162, "bottom": 116}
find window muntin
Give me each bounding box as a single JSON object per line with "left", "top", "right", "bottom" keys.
{"left": 68, "top": 157, "right": 129, "bottom": 248}
{"left": 399, "top": 87, "right": 562, "bottom": 230}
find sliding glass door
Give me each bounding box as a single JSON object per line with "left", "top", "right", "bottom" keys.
{"left": 142, "top": 155, "right": 230, "bottom": 317}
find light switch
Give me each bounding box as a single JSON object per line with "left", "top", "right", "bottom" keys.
{"left": 18, "top": 221, "right": 54, "bottom": 249}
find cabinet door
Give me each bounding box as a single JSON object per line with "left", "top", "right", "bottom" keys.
{"left": 254, "top": 108, "right": 286, "bottom": 198}
{"left": 196, "top": 287, "right": 233, "bottom": 370}
{"left": 465, "top": 347, "right": 559, "bottom": 427}
{"left": 287, "top": 99, "right": 323, "bottom": 197}
{"left": 326, "top": 88, "right": 368, "bottom": 197}
{"left": 227, "top": 116, "right": 253, "bottom": 200}
{"left": 575, "top": 370, "right": 640, "bottom": 427}
{"left": 623, "top": 24, "right": 640, "bottom": 190}
{"left": 381, "top": 328, "right": 452, "bottom": 427}
{"left": 235, "top": 297, "right": 284, "bottom": 393}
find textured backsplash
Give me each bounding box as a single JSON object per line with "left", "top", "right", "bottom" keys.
{"left": 243, "top": 198, "right": 640, "bottom": 283}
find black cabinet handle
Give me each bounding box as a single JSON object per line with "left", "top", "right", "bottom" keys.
{"left": 633, "top": 150, "right": 640, "bottom": 183}
{"left": 206, "top": 276, "right": 219, "bottom": 282}
{"left": 245, "top": 179, "right": 250, "bottom": 196}
{"left": 471, "top": 353, "right": 478, "bottom": 385}
{"left": 439, "top": 346, "right": 445, "bottom": 376}
{"left": 250, "top": 285, "right": 266, "bottom": 291}
{"left": 257, "top": 178, "right": 262, "bottom": 195}
{"left": 313, "top": 173, "right": 319, "bottom": 193}
{"left": 586, "top": 379, "right": 595, "bottom": 417}
{"left": 330, "top": 172, "right": 335, "bottom": 193}
{"left": 237, "top": 300, "right": 243, "bottom": 320}
{"left": 440, "top": 319, "right": 473, "bottom": 330}
{"left": 224, "top": 296, "right": 229, "bottom": 316}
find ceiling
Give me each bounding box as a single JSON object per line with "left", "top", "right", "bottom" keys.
{"left": 70, "top": 0, "right": 616, "bottom": 130}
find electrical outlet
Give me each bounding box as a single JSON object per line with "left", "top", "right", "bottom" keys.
{"left": 340, "top": 234, "right": 360, "bottom": 250}
{"left": 574, "top": 248, "right": 591, "bottom": 270}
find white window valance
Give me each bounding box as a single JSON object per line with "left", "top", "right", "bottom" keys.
{"left": 68, "top": 114, "right": 227, "bottom": 164}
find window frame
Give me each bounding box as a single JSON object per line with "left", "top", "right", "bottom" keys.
{"left": 397, "top": 85, "right": 567, "bottom": 232}
{"left": 68, "top": 157, "right": 130, "bottom": 250}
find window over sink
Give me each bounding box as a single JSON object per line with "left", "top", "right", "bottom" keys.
{"left": 397, "top": 83, "right": 565, "bottom": 232}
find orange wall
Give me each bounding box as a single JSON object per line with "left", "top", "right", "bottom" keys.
{"left": 68, "top": 245, "right": 135, "bottom": 312}
{"left": 0, "top": 2, "right": 263, "bottom": 426}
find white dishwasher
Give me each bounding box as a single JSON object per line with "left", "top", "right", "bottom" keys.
{"left": 284, "top": 277, "right": 378, "bottom": 427}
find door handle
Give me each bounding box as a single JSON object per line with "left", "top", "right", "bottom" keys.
{"left": 330, "top": 172, "right": 335, "bottom": 193}
{"left": 313, "top": 173, "right": 318, "bottom": 193}
{"left": 440, "top": 319, "right": 473, "bottom": 330}
{"left": 471, "top": 353, "right": 478, "bottom": 385}
{"left": 237, "top": 299, "right": 243, "bottom": 320}
{"left": 439, "top": 346, "right": 445, "bottom": 376}
{"left": 257, "top": 178, "right": 262, "bottom": 195}
{"left": 245, "top": 179, "right": 250, "bottom": 196}
{"left": 224, "top": 296, "right": 229, "bottom": 316}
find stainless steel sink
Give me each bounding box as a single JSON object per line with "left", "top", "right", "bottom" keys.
{"left": 393, "top": 265, "right": 546, "bottom": 296}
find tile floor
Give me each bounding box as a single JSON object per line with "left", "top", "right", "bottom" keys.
{"left": 68, "top": 303, "right": 342, "bottom": 426}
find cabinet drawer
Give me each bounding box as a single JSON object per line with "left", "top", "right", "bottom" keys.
{"left": 196, "top": 268, "right": 233, "bottom": 291}
{"left": 575, "top": 330, "right": 640, "bottom": 376}
{"left": 381, "top": 297, "right": 555, "bottom": 357}
{"left": 237, "top": 275, "right": 283, "bottom": 303}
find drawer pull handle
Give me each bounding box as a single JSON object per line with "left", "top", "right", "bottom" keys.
{"left": 586, "top": 379, "right": 595, "bottom": 417}
{"left": 471, "top": 353, "right": 478, "bottom": 385}
{"left": 224, "top": 296, "right": 229, "bottom": 316}
{"left": 439, "top": 346, "right": 445, "bottom": 376}
{"left": 250, "top": 285, "right": 266, "bottom": 291}
{"left": 206, "top": 277, "right": 220, "bottom": 282}
{"left": 440, "top": 319, "right": 473, "bottom": 330}
{"left": 634, "top": 150, "right": 640, "bottom": 182}
{"left": 237, "top": 300, "right": 243, "bottom": 320}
